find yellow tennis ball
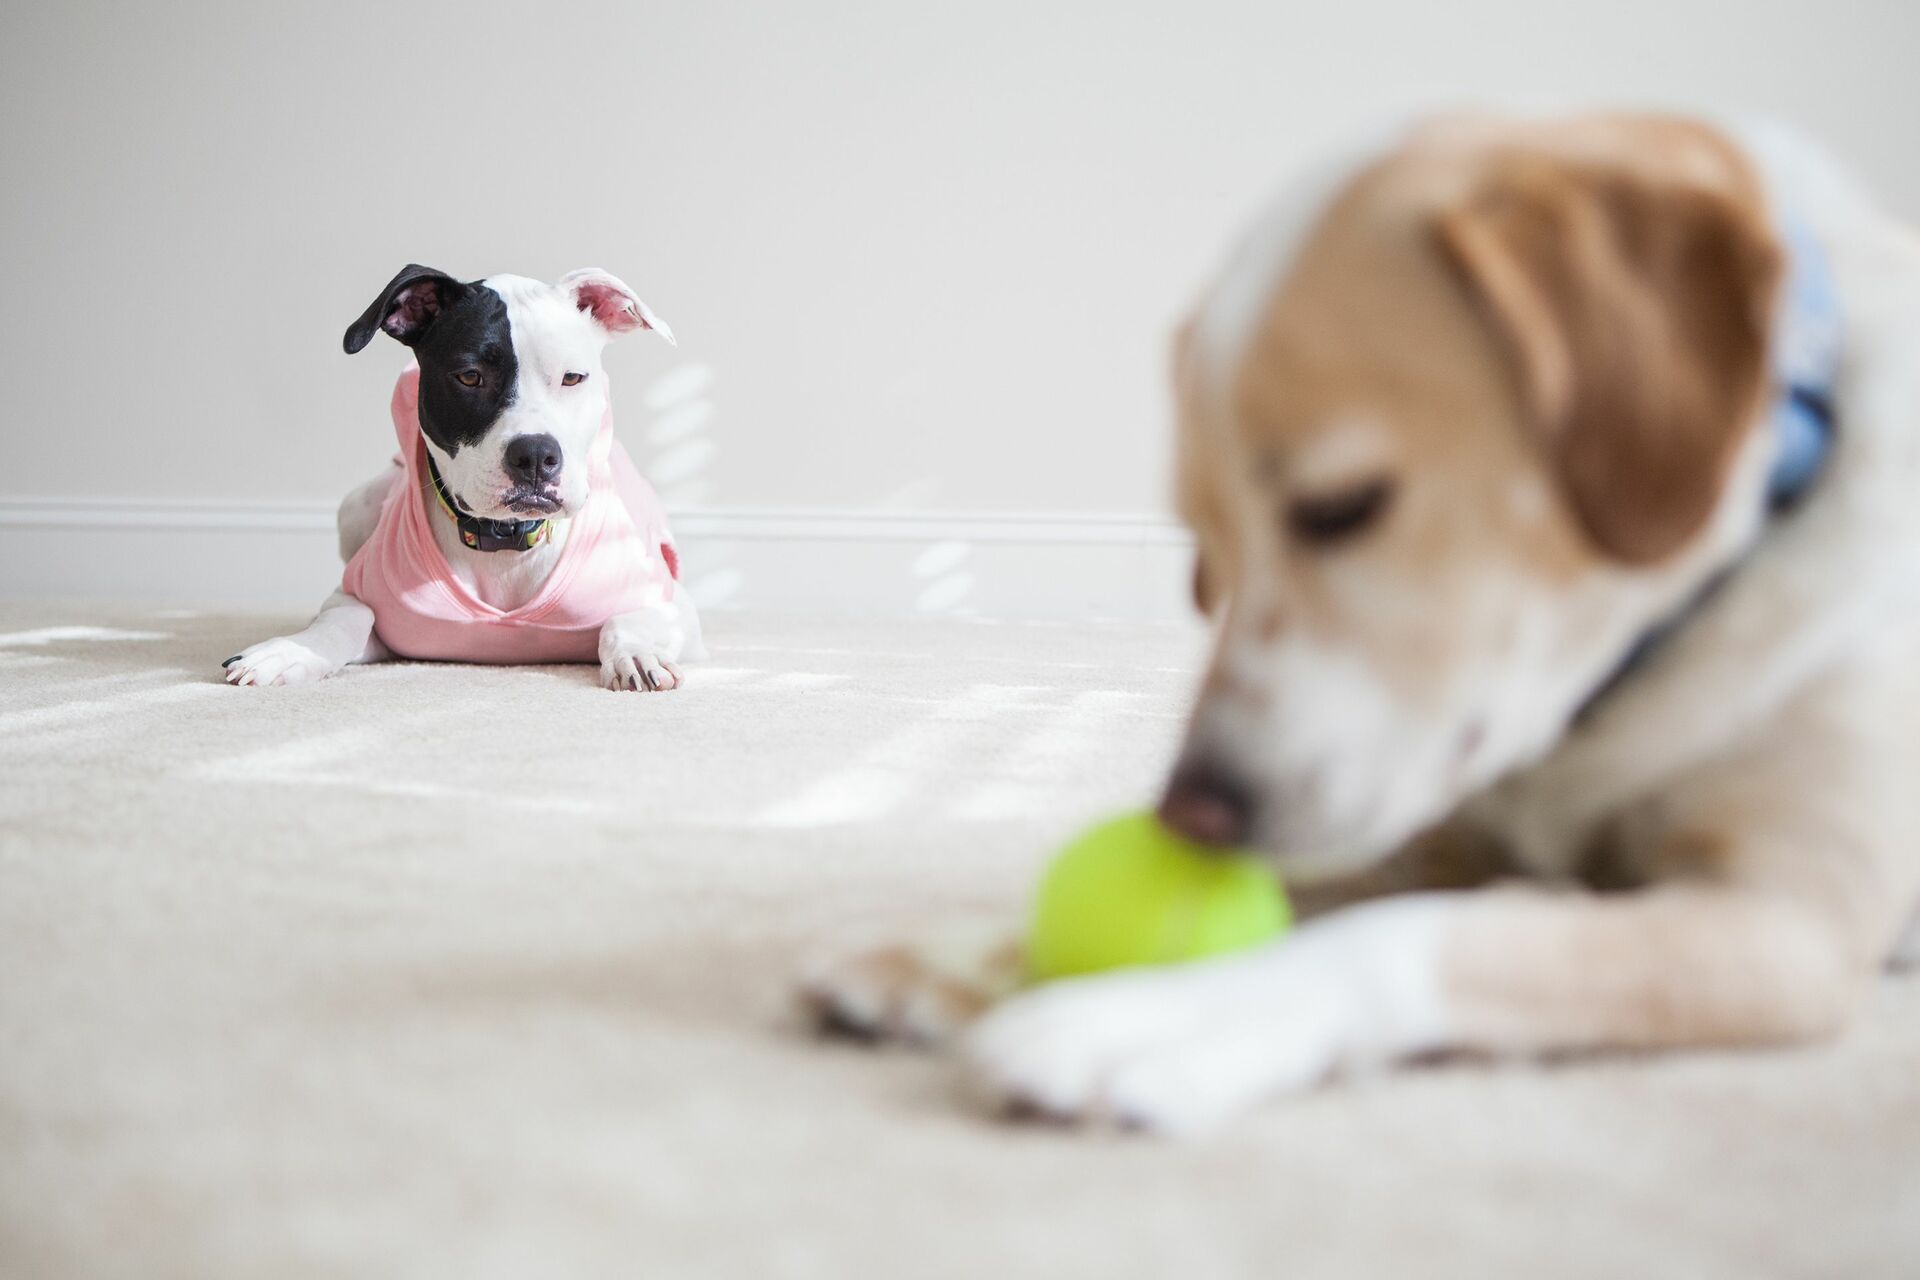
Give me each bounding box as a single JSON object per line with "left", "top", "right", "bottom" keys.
{"left": 1025, "top": 811, "right": 1292, "bottom": 982}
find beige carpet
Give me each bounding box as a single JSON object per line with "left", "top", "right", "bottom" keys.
{"left": 2, "top": 602, "right": 1916, "bottom": 1279}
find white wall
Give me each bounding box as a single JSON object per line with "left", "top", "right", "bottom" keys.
{"left": 3, "top": 1, "right": 1917, "bottom": 616}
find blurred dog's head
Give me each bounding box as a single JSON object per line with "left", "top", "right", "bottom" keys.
{"left": 1161, "top": 115, "right": 1785, "bottom": 879}
{"left": 343, "top": 266, "right": 673, "bottom": 521}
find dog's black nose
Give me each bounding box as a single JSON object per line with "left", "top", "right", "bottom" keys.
{"left": 504, "top": 433, "right": 562, "bottom": 486}
{"left": 1157, "top": 759, "right": 1256, "bottom": 848}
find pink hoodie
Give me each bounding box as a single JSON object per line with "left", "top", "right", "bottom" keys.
{"left": 343, "top": 365, "right": 684, "bottom": 664}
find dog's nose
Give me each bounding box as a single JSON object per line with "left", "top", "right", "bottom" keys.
{"left": 504, "top": 433, "right": 562, "bottom": 486}
{"left": 1157, "top": 759, "right": 1256, "bottom": 848}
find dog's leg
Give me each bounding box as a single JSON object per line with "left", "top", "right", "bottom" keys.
{"left": 336, "top": 464, "right": 398, "bottom": 562}
{"left": 796, "top": 825, "right": 1511, "bottom": 1049}
{"left": 598, "top": 605, "right": 693, "bottom": 693}
{"left": 958, "top": 873, "right": 1893, "bottom": 1134}
{"left": 222, "top": 467, "right": 397, "bottom": 688}
{"left": 961, "top": 671, "right": 1920, "bottom": 1133}
{"left": 223, "top": 591, "right": 384, "bottom": 687}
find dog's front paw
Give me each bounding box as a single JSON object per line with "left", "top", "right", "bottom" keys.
{"left": 961, "top": 954, "right": 1353, "bottom": 1135}
{"left": 798, "top": 931, "right": 1024, "bottom": 1048}
{"left": 223, "top": 637, "right": 335, "bottom": 688}
{"left": 601, "top": 650, "right": 682, "bottom": 693}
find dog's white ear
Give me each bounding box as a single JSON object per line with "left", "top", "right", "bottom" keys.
{"left": 559, "top": 268, "right": 675, "bottom": 345}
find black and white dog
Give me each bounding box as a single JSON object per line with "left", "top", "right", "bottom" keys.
{"left": 224, "top": 266, "right": 701, "bottom": 690}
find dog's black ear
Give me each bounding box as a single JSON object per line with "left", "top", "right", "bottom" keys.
{"left": 343, "top": 265, "right": 469, "bottom": 354}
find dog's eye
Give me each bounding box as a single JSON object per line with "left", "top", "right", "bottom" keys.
{"left": 561, "top": 371, "right": 587, "bottom": 387}
{"left": 454, "top": 369, "right": 482, "bottom": 388}
{"left": 1286, "top": 478, "right": 1395, "bottom": 546}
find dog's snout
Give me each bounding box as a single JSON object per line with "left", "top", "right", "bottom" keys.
{"left": 1157, "top": 760, "right": 1256, "bottom": 848}
{"left": 504, "top": 433, "right": 562, "bottom": 486}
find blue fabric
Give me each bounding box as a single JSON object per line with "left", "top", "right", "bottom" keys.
{"left": 1765, "top": 213, "right": 1840, "bottom": 510}
{"left": 1768, "top": 389, "right": 1832, "bottom": 509}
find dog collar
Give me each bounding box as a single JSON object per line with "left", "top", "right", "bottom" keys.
{"left": 425, "top": 449, "right": 552, "bottom": 553}
{"left": 1764, "top": 211, "right": 1841, "bottom": 512}
{"left": 1577, "top": 210, "right": 1840, "bottom": 719}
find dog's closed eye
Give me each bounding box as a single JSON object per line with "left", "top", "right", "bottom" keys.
{"left": 1286, "top": 477, "right": 1396, "bottom": 546}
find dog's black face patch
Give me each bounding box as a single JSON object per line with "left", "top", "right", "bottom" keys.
{"left": 409, "top": 289, "right": 518, "bottom": 457}
{"left": 343, "top": 265, "right": 518, "bottom": 457}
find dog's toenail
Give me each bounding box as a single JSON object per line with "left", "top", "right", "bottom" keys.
{"left": 814, "top": 1000, "right": 884, "bottom": 1044}
{"left": 1001, "top": 1093, "right": 1079, "bottom": 1127}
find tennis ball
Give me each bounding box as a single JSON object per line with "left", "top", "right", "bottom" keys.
{"left": 1025, "top": 811, "right": 1292, "bottom": 982}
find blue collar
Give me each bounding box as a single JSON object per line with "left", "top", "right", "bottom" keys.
{"left": 1577, "top": 211, "right": 1839, "bottom": 721}
{"left": 1765, "top": 212, "right": 1841, "bottom": 510}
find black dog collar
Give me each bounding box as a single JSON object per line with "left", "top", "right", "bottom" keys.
{"left": 425, "top": 450, "right": 552, "bottom": 553}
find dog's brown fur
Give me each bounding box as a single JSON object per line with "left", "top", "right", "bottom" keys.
{"left": 804, "top": 114, "right": 1920, "bottom": 1130}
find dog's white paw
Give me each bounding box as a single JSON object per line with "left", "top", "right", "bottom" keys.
{"left": 961, "top": 955, "right": 1353, "bottom": 1135}
{"left": 601, "top": 651, "right": 682, "bottom": 693}
{"left": 223, "top": 637, "right": 335, "bottom": 687}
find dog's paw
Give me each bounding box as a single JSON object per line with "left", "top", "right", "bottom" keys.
{"left": 961, "top": 954, "right": 1353, "bottom": 1135}
{"left": 223, "top": 638, "right": 335, "bottom": 688}
{"left": 602, "top": 651, "right": 682, "bottom": 693}
{"left": 798, "top": 930, "right": 1026, "bottom": 1048}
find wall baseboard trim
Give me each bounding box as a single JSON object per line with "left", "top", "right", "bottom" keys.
{"left": 0, "top": 498, "right": 1189, "bottom": 544}
{"left": 3, "top": 497, "right": 340, "bottom": 531}
{"left": 0, "top": 498, "right": 1195, "bottom": 620}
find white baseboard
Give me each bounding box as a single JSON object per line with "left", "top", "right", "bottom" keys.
{"left": 0, "top": 498, "right": 1196, "bottom": 621}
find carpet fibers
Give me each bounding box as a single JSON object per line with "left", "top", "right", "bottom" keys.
{"left": 2, "top": 604, "right": 1916, "bottom": 1278}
